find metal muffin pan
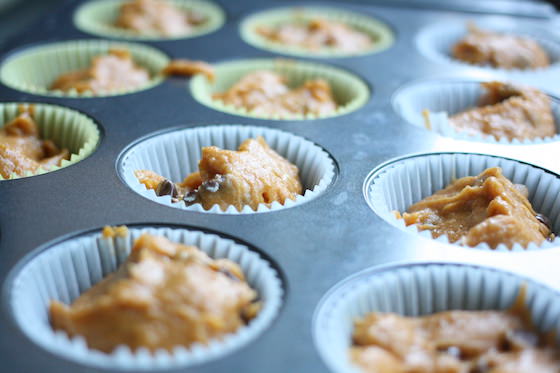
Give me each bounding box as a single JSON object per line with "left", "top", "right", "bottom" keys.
{"left": 1, "top": 1, "right": 560, "bottom": 372}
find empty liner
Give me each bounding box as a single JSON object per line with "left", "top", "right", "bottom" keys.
{"left": 416, "top": 19, "right": 560, "bottom": 74}
{"left": 392, "top": 79, "right": 560, "bottom": 144}
{"left": 7, "top": 226, "right": 283, "bottom": 370}
{"left": 74, "top": 0, "right": 225, "bottom": 40}
{"left": 313, "top": 262, "right": 560, "bottom": 373}
{"left": 0, "top": 39, "right": 169, "bottom": 97}
{"left": 190, "top": 58, "right": 370, "bottom": 120}
{"left": 0, "top": 102, "right": 100, "bottom": 180}
{"left": 239, "top": 7, "right": 394, "bottom": 58}
{"left": 118, "top": 124, "right": 336, "bottom": 214}
{"left": 363, "top": 152, "right": 560, "bottom": 251}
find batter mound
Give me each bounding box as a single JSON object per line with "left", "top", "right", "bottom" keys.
{"left": 350, "top": 292, "right": 560, "bottom": 373}
{"left": 257, "top": 18, "right": 372, "bottom": 53}
{"left": 50, "top": 230, "right": 260, "bottom": 353}
{"left": 448, "top": 81, "right": 556, "bottom": 141}
{"left": 116, "top": 0, "right": 205, "bottom": 36}
{"left": 50, "top": 49, "right": 150, "bottom": 94}
{"left": 213, "top": 70, "right": 338, "bottom": 117}
{"left": 452, "top": 24, "right": 550, "bottom": 70}
{"left": 135, "top": 136, "right": 303, "bottom": 211}
{"left": 396, "top": 167, "right": 554, "bottom": 249}
{"left": 0, "top": 105, "right": 69, "bottom": 178}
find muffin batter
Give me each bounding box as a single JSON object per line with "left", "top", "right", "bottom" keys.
{"left": 50, "top": 49, "right": 150, "bottom": 94}
{"left": 0, "top": 105, "right": 69, "bottom": 178}
{"left": 452, "top": 24, "right": 550, "bottom": 70}
{"left": 257, "top": 18, "right": 372, "bottom": 53}
{"left": 116, "top": 0, "right": 205, "bottom": 36}
{"left": 396, "top": 167, "right": 553, "bottom": 249}
{"left": 448, "top": 81, "right": 556, "bottom": 141}
{"left": 213, "top": 70, "right": 338, "bottom": 117}
{"left": 135, "top": 136, "right": 303, "bottom": 211}
{"left": 163, "top": 59, "right": 215, "bottom": 81}
{"left": 50, "top": 231, "right": 260, "bottom": 353}
{"left": 350, "top": 297, "right": 560, "bottom": 372}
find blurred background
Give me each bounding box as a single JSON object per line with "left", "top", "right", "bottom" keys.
{"left": 0, "top": 0, "right": 558, "bottom": 49}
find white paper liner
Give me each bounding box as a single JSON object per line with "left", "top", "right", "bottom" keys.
{"left": 364, "top": 152, "right": 560, "bottom": 251}
{"left": 416, "top": 19, "right": 560, "bottom": 74}
{"left": 313, "top": 262, "right": 560, "bottom": 373}
{"left": 118, "top": 125, "right": 336, "bottom": 214}
{"left": 7, "top": 226, "right": 283, "bottom": 370}
{"left": 392, "top": 79, "right": 560, "bottom": 144}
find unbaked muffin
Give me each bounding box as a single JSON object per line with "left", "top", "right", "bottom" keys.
{"left": 257, "top": 18, "right": 372, "bottom": 53}
{"left": 395, "top": 167, "right": 554, "bottom": 249}
{"left": 350, "top": 291, "right": 560, "bottom": 372}
{"left": 0, "top": 105, "right": 69, "bottom": 178}
{"left": 213, "top": 70, "right": 337, "bottom": 118}
{"left": 135, "top": 136, "right": 303, "bottom": 211}
{"left": 50, "top": 228, "right": 261, "bottom": 353}
{"left": 116, "top": 0, "right": 205, "bottom": 36}
{"left": 445, "top": 81, "right": 556, "bottom": 141}
{"left": 452, "top": 23, "right": 550, "bottom": 70}
{"left": 50, "top": 49, "right": 150, "bottom": 94}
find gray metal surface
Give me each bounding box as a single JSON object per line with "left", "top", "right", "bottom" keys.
{"left": 1, "top": 1, "right": 560, "bottom": 372}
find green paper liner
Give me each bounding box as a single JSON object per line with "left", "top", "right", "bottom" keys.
{"left": 190, "top": 58, "right": 370, "bottom": 120}
{"left": 240, "top": 7, "right": 394, "bottom": 58}
{"left": 0, "top": 39, "right": 169, "bottom": 97}
{"left": 0, "top": 103, "right": 100, "bottom": 180}
{"left": 74, "top": 0, "right": 225, "bottom": 41}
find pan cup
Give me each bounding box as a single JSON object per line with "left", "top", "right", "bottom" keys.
{"left": 363, "top": 152, "right": 560, "bottom": 251}
{"left": 6, "top": 226, "right": 284, "bottom": 370}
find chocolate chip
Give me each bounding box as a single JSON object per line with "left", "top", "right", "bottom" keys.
{"left": 183, "top": 191, "right": 198, "bottom": 205}
{"left": 202, "top": 174, "right": 224, "bottom": 193}
{"left": 535, "top": 213, "right": 552, "bottom": 231}
{"left": 156, "top": 179, "right": 178, "bottom": 198}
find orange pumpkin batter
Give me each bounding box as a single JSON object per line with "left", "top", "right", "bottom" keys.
{"left": 50, "top": 230, "right": 260, "bottom": 353}
{"left": 0, "top": 105, "right": 69, "bottom": 178}
{"left": 50, "top": 49, "right": 150, "bottom": 94}
{"left": 396, "top": 167, "right": 553, "bottom": 249}
{"left": 136, "top": 137, "right": 303, "bottom": 211}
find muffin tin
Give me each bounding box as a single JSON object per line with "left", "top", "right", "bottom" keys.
{"left": 1, "top": 1, "right": 560, "bottom": 372}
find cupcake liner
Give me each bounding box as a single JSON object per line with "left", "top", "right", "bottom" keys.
{"left": 392, "top": 79, "right": 560, "bottom": 144}
{"left": 363, "top": 152, "right": 560, "bottom": 251}
{"left": 6, "top": 226, "right": 283, "bottom": 370}
{"left": 0, "top": 102, "right": 100, "bottom": 180}
{"left": 118, "top": 124, "right": 336, "bottom": 214}
{"left": 74, "top": 0, "right": 225, "bottom": 41}
{"left": 313, "top": 262, "right": 560, "bottom": 373}
{"left": 416, "top": 19, "right": 560, "bottom": 74}
{"left": 190, "top": 58, "right": 370, "bottom": 120}
{"left": 239, "top": 7, "right": 394, "bottom": 58}
{"left": 0, "top": 39, "right": 169, "bottom": 97}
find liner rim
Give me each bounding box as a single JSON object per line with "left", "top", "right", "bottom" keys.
{"left": 415, "top": 20, "right": 560, "bottom": 74}
{"left": 239, "top": 6, "right": 395, "bottom": 58}
{"left": 362, "top": 151, "right": 560, "bottom": 252}
{"left": 312, "top": 261, "right": 560, "bottom": 373}
{"left": 391, "top": 77, "right": 560, "bottom": 145}
{"left": 0, "top": 39, "right": 170, "bottom": 98}
{"left": 4, "top": 224, "right": 285, "bottom": 370}
{"left": 73, "top": 0, "right": 226, "bottom": 41}
{"left": 116, "top": 124, "right": 337, "bottom": 214}
{"left": 189, "top": 58, "right": 371, "bottom": 121}
{"left": 0, "top": 101, "right": 101, "bottom": 181}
